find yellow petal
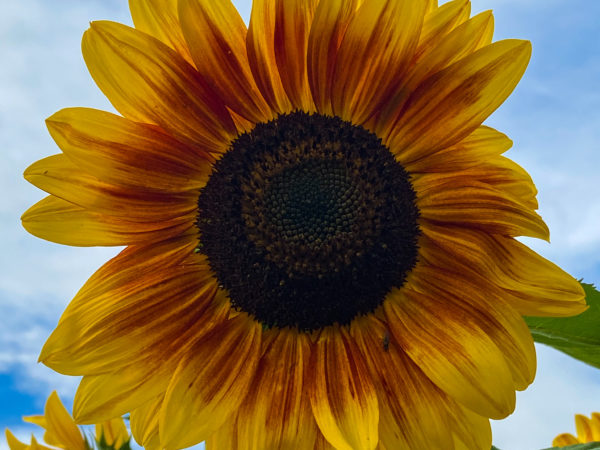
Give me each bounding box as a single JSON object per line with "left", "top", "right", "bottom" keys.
{"left": 96, "top": 417, "right": 129, "bottom": 448}
{"left": 130, "top": 397, "right": 162, "bottom": 450}
{"left": 424, "top": 0, "right": 439, "bottom": 14}
{"left": 450, "top": 406, "right": 492, "bottom": 450}
{"left": 419, "top": 0, "right": 471, "bottom": 54}
{"left": 22, "top": 416, "right": 46, "bottom": 429}
{"left": 205, "top": 419, "right": 239, "bottom": 450}
{"left": 405, "top": 125, "right": 512, "bottom": 172}
{"left": 385, "top": 286, "right": 516, "bottom": 419}
{"left": 307, "top": 0, "right": 362, "bottom": 115}
{"left": 236, "top": 330, "right": 317, "bottom": 450}
{"left": 553, "top": 433, "right": 580, "bottom": 447}
{"left": 380, "top": 9, "right": 495, "bottom": 132}
{"left": 160, "top": 315, "right": 262, "bottom": 449}
{"left": 576, "top": 414, "right": 594, "bottom": 442}
{"left": 178, "top": 0, "right": 272, "bottom": 124}
{"left": 331, "top": 0, "right": 426, "bottom": 125}
{"left": 308, "top": 326, "right": 379, "bottom": 450}
{"left": 591, "top": 413, "right": 600, "bottom": 441}
{"left": 422, "top": 225, "right": 587, "bottom": 317}
{"left": 43, "top": 392, "right": 86, "bottom": 450}
{"left": 351, "top": 316, "right": 453, "bottom": 449}
{"left": 46, "top": 107, "right": 214, "bottom": 192}
{"left": 246, "top": 0, "right": 292, "bottom": 114}
{"left": 410, "top": 261, "right": 536, "bottom": 391}
{"left": 5, "top": 430, "right": 29, "bottom": 450}
{"left": 22, "top": 195, "right": 192, "bottom": 247}
{"left": 72, "top": 292, "right": 230, "bottom": 424}
{"left": 412, "top": 153, "right": 538, "bottom": 211}
{"left": 82, "top": 21, "right": 235, "bottom": 152}
{"left": 413, "top": 172, "right": 549, "bottom": 240}
{"left": 387, "top": 39, "right": 531, "bottom": 161}
{"left": 272, "top": 0, "right": 319, "bottom": 111}
{"left": 74, "top": 361, "right": 173, "bottom": 424}
{"left": 129, "top": 0, "right": 193, "bottom": 63}
{"left": 40, "top": 239, "right": 218, "bottom": 375}
{"left": 24, "top": 155, "right": 197, "bottom": 222}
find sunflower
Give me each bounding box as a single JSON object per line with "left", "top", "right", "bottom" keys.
{"left": 553, "top": 413, "right": 600, "bottom": 447}
{"left": 22, "top": 0, "right": 586, "bottom": 448}
{"left": 4, "top": 391, "right": 130, "bottom": 450}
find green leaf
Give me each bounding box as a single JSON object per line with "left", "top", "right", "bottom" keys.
{"left": 526, "top": 283, "right": 600, "bottom": 369}
{"left": 542, "top": 443, "right": 600, "bottom": 449}
{"left": 493, "top": 443, "right": 600, "bottom": 450}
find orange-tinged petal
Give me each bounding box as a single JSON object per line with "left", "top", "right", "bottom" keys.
{"left": 82, "top": 21, "right": 235, "bottom": 152}
{"left": 385, "top": 286, "right": 516, "bottom": 419}
{"left": 422, "top": 225, "right": 587, "bottom": 317}
{"left": 413, "top": 172, "right": 549, "bottom": 240}
{"left": 96, "top": 417, "right": 129, "bottom": 448}
{"left": 40, "top": 239, "right": 217, "bottom": 375}
{"left": 71, "top": 293, "right": 231, "bottom": 424}
{"left": 307, "top": 0, "right": 362, "bottom": 115}
{"left": 412, "top": 152, "right": 539, "bottom": 212}
{"left": 178, "top": 0, "right": 272, "bottom": 124}
{"left": 386, "top": 39, "right": 531, "bottom": 161}
{"left": 22, "top": 195, "right": 192, "bottom": 247}
{"left": 160, "top": 315, "right": 262, "bottom": 449}
{"left": 404, "top": 125, "right": 512, "bottom": 172}
{"left": 205, "top": 419, "right": 238, "bottom": 450}
{"left": 42, "top": 392, "right": 86, "bottom": 450}
{"left": 130, "top": 397, "right": 162, "bottom": 450}
{"left": 74, "top": 360, "right": 174, "bottom": 424}
{"left": 418, "top": 0, "right": 470, "bottom": 55}
{"left": 24, "top": 155, "right": 197, "bottom": 223}
{"left": 410, "top": 261, "right": 536, "bottom": 391}
{"left": 553, "top": 433, "right": 580, "bottom": 446}
{"left": 246, "top": 0, "right": 292, "bottom": 114}
{"left": 236, "top": 330, "right": 316, "bottom": 450}
{"left": 380, "top": 9, "right": 494, "bottom": 131}
{"left": 351, "top": 316, "right": 453, "bottom": 449}
{"left": 272, "top": 0, "right": 319, "bottom": 111}
{"left": 129, "top": 0, "right": 193, "bottom": 63}
{"left": 331, "top": 0, "right": 426, "bottom": 125}
{"left": 46, "top": 107, "right": 213, "bottom": 192}
{"left": 308, "top": 326, "right": 379, "bottom": 450}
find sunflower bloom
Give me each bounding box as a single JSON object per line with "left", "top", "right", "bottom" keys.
{"left": 553, "top": 413, "right": 600, "bottom": 447}
{"left": 22, "top": 0, "right": 586, "bottom": 448}
{"left": 5, "top": 391, "right": 130, "bottom": 450}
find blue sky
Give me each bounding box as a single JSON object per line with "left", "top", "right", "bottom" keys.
{"left": 0, "top": 0, "right": 598, "bottom": 449}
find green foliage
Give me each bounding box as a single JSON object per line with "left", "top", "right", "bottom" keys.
{"left": 542, "top": 444, "right": 600, "bottom": 449}
{"left": 493, "top": 443, "right": 600, "bottom": 449}
{"left": 526, "top": 283, "right": 600, "bottom": 369}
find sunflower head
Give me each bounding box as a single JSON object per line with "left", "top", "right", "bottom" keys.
{"left": 22, "top": 0, "right": 587, "bottom": 449}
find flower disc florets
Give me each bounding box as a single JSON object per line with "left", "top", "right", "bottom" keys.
{"left": 197, "top": 111, "right": 420, "bottom": 330}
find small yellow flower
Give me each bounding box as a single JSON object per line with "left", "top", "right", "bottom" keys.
{"left": 553, "top": 412, "right": 600, "bottom": 447}
{"left": 95, "top": 418, "right": 129, "bottom": 449}
{"left": 5, "top": 391, "right": 129, "bottom": 450}
{"left": 23, "top": 391, "right": 87, "bottom": 450}
{"left": 5, "top": 431, "right": 53, "bottom": 450}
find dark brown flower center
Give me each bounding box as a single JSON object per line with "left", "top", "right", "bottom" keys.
{"left": 197, "top": 111, "right": 420, "bottom": 331}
